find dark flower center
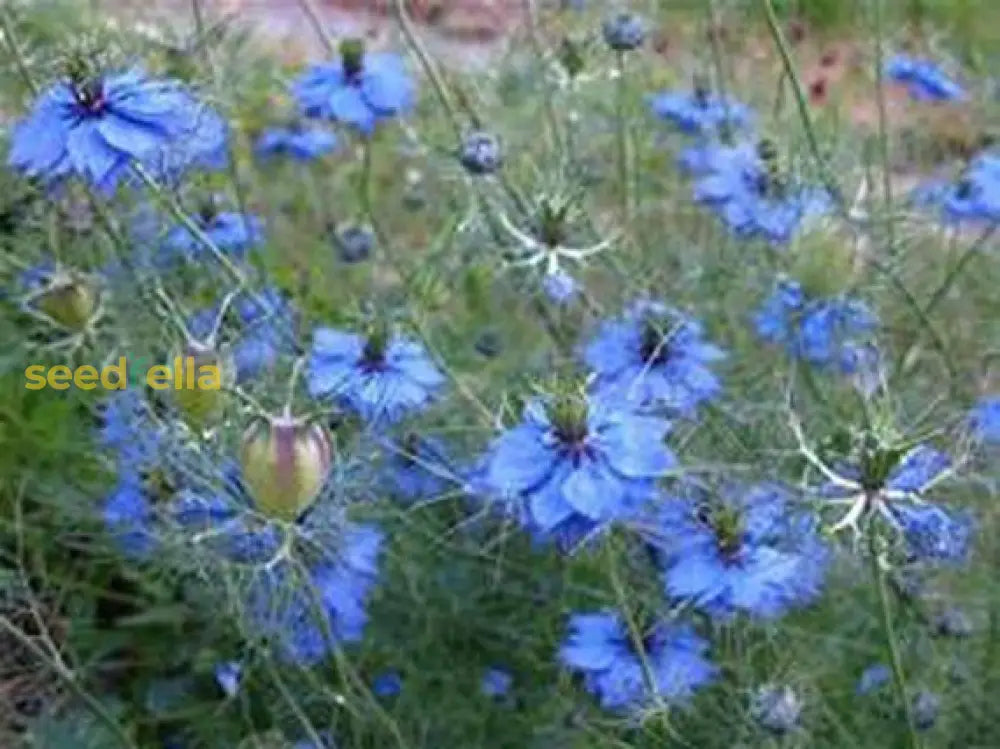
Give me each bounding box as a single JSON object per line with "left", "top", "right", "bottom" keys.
{"left": 361, "top": 324, "right": 390, "bottom": 371}
{"left": 340, "top": 38, "right": 366, "bottom": 81}
{"left": 954, "top": 177, "right": 974, "bottom": 200}
{"left": 400, "top": 432, "right": 421, "bottom": 466}
{"left": 548, "top": 393, "right": 590, "bottom": 450}
{"left": 559, "top": 37, "right": 585, "bottom": 78}
{"left": 692, "top": 76, "right": 711, "bottom": 108}
{"left": 638, "top": 316, "right": 672, "bottom": 364}
{"left": 197, "top": 199, "right": 220, "bottom": 224}
{"left": 72, "top": 78, "right": 107, "bottom": 116}
{"left": 696, "top": 502, "right": 746, "bottom": 560}
{"left": 537, "top": 200, "right": 569, "bottom": 248}
{"left": 140, "top": 468, "right": 175, "bottom": 505}
{"left": 858, "top": 439, "right": 905, "bottom": 492}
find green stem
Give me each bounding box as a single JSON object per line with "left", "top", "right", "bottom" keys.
{"left": 615, "top": 51, "right": 632, "bottom": 227}
{"left": 869, "top": 544, "right": 922, "bottom": 749}
{"left": 294, "top": 0, "right": 336, "bottom": 55}
{"left": 872, "top": 0, "right": 896, "bottom": 256}
{"left": 523, "top": 0, "right": 563, "bottom": 155}
{"left": 759, "top": 0, "right": 844, "bottom": 208}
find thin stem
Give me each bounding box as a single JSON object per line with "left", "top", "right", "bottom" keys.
{"left": 869, "top": 544, "right": 922, "bottom": 749}
{"left": 614, "top": 51, "right": 632, "bottom": 226}
{"left": 523, "top": 0, "right": 563, "bottom": 154}
{"left": 390, "top": 0, "right": 462, "bottom": 140}
{"left": 759, "top": 0, "right": 843, "bottom": 207}
{"left": 294, "top": 0, "right": 336, "bottom": 55}
{"left": 872, "top": 0, "right": 896, "bottom": 256}
{"left": 0, "top": 7, "right": 38, "bottom": 96}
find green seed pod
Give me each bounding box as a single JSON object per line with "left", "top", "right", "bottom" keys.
{"left": 240, "top": 413, "right": 333, "bottom": 521}
{"left": 169, "top": 340, "right": 231, "bottom": 428}
{"left": 37, "top": 272, "right": 98, "bottom": 331}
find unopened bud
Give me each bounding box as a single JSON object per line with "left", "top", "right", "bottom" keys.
{"left": 37, "top": 272, "right": 98, "bottom": 331}
{"left": 240, "top": 413, "right": 332, "bottom": 521}
{"left": 170, "top": 340, "right": 231, "bottom": 428}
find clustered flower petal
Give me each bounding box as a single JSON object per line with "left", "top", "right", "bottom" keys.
{"left": 480, "top": 394, "right": 675, "bottom": 542}
{"left": 560, "top": 610, "right": 716, "bottom": 712}
{"left": 754, "top": 276, "right": 877, "bottom": 373}
{"left": 308, "top": 327, "right": 445, "bottom": 424}
{"left": 583, "top": 300, "right": 725, "bottom": 416}
{"left": 8, "top": 67, "right": 224, "bottom": 192}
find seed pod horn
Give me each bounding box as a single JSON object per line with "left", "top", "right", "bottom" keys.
{"left": 240, "top": 412, "right": 332, "bottom": 521}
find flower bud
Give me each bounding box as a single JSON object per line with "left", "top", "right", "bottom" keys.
{"left": 169, "top": 340, "right": 231, "bottom": 428}
{"left": 240, "top": 413, "right": 332, "bottom": 521}
{"left": 37, "top": 272, "right": 98, "bottom": 331}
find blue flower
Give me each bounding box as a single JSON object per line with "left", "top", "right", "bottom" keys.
{"left": 460, "top": 132, "right": 502, "bottom": 175}
{"left": 560, "top": 611, "right": 716, "bottom": 712}
{"left": 541, "top": 268, "right": 579, "bottom": 304}
{"left": 753, "top": 276, "right": 877, "bottom": 373}
{"left": 103, "top": 479, "right": 155, "bottom": 558}
{"left": 480, "top": 667, "right": 513, "bottom": 698}
{"left": 910, "top": 153, "right": 1000, "bottom": 224}
{"left": 245, "top": 524, "right": 383, "bottom": 665}
{"left": 162, "top": 209, "right": 264, "bottom": 261}
{"left": 480, "top": 393, "right": 676, "bottom": 542}
{"left": 856, "top": 663, "right": 891, "bottom": 695}
{"left": 372, "top": 670, "right": 403, "bottom": 697}
{"left": 307, "top": 326, "right": 445, "bottom": 424}
{"left": 693, "top": 142, "right": 831, "bottom": 243}
{"left": 583, "top": 300, "right": 725, "bottom": 416}
{"left": 255, "top": 124, "right": 338, "bottom": 161}
{"left": 971, "top": 395, "right": 1000, "bottom": 443}
{"left": 645, "top": 483, "right": 829, "bottom": 620}
{"left": 602, "top": 13, "right": 646, "bottom": 51}
{"left": 292, "top": 46, "right": 414, "bottom": 135}
{"left": 99, "top": 390, "right": 161, "bottom": 472}
{"left": 8, "top": 67, "right": 221, "bottom": 192}
{"left": 891, "top": 503, "right": 973, "bottom": 563}
{"left": 677, "top": 140, "right": 755, "bottom": 176}
{"left": 887, "top": 54, "right": 965, "bottom": 102}
{"left": 648, "top": 89, "right": 752, "bottom": 135}
{"left": 377, "top": 434, "right": 455, "bottom": 504}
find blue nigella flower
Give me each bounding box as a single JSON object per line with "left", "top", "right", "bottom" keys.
{"left": 910, "top": 152, "right": 1000, "bottom": 224}
{"left": 99, "top": 390, "right": 161, "bottom": 472}
{"left": 971, "top": 395, "right": 1000, "bottom": 443}
{"left": 886, "top": 54, "right": 965, "bottom": 102}
{"left": 103, "top": 478, "right": 155, "bottom": 559}
{"left": 479, "top": 391, "right": 676, "bottom": 542}
{"left": 372, "top": 670, "right": 403, "bottom": 697}
{"left": 560, "top": 610, "right": 716, "bottom": 712}
{"left": 819, "top": 445, "right": 973, "bottom": 563}
{"left": 377, "top": 434, "right": 455, "bottom": 504}
{"left": 8, "top": 67, "right": 221, "bottom": 192}
{"left": 162, "top": 206, "right": 264, "bottom": 262}
{"left": 677, "top": 140, "right": 756, "bottom": 176}
{"left": 292, "top": 42, "right": 414, "bottom": 135}
{"left": 480, "top": 667, "right": 513, "bottom": 698}
{"left": 307, "top": 325, "right": 445, "bottom": 425}
{"left": 856, "top": 663, "right": 891, "bottom": 695}
{"left": 583, "top": 299, "right": 725, "bottom": 417}
{"left": 648, "top": 88, "right": 752, "bottom": 135}
{"left": 244, "top": 523, "right": 383, "bottom": 665}
{"left": 693, "top": 140, "right": 831, "bottom": 243}
{"left": 602, "top": 13, "right": 646, "bottom": 51}
{"left": 645, "top": 483, "right": 829, "bottom": 620}
{"left": 753, "top": 276, "right": 877, "bottom": 373}
{"left": 254, "top": 123, "right": 338, "bottom": 161}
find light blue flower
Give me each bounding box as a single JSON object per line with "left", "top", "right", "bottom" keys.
{"left": 971, "top": 395, "right": 1000, "bottom": 443}
{"left": 560, "top": 611, "right": 716, "bottom": 712}
{"left": 308, "top": 327, "right": 445, "bottom": 425}
{"left": 648, "top": 89, "right": 752, "bottom": 135}
{"left": 887, "top": 54, "right": 965, "bottom": 102}
{"left": 583, "top": 299, "right": 725, "bottom": 416}
{"left": 480, "top": 393, "right": 676, "bottom": 542}
{"left": 255, "top": 124, "right": 338, "bottom": 161}
{"left": 292, "top": 46, "right": 414, "bottom": 135}
{"left": 8, "top": 67, "right": 222, "bottom": 192}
